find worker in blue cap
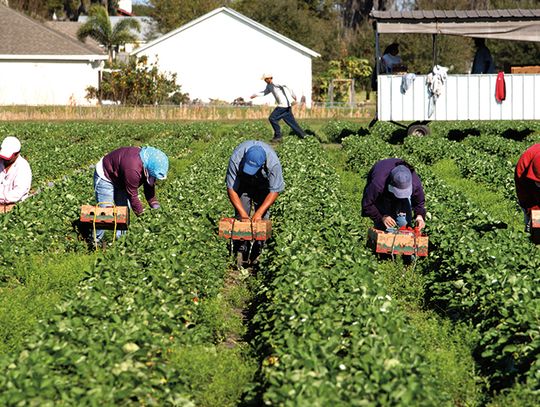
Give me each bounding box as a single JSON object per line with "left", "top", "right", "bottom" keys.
{"left": 225, "top": 140, "right": 285, "bottom": 266}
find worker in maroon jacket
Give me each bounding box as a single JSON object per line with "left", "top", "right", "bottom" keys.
{"left": 514, "top": 143, "right": 540, "bottom": 231}
{"left": 362, "top": 158, "right": 426, "bottom": 231}
{"left": 93, "top": 146, "right": 169, "bottom": 242}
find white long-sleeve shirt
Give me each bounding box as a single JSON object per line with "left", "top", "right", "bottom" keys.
{"left": 256, "top": 82, "right": 296, "bottom": 107}
{"left": 0, "top": 155, "right": 32, "bottom": 204}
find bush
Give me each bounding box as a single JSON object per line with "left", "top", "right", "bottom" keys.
{"left": 86, "top": 56, "right": 189, "bottom": 105}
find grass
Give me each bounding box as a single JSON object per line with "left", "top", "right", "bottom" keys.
{"left": 0, "top": 104, "right": 375, "bottom": 122}
{"left": 430, "top": 158, "right": 521, "bottom": 229}
{"left": 168, "top": 343, "right": 256, "bottom": 407}
{"left": 0, "top": 253, "right": 95, "bottom": 355}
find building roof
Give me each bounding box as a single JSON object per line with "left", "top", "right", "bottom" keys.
{"left": 371, "top": 9, "right": 540, "bottom": 22}
{"left": 132, "top": 6, "right": 320, "bottom": 58}
{"left": 370, "top": 9, "right": 540, "bottom": 42}
{"left": 0, "top": 4, "right": 106, "bottom": 58}
{"left": 45, "top": 21, "right": 104, "bottom": 53}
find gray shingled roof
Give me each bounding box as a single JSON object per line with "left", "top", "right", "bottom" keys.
{"left": 45, "top": 21, "right": 104, "bottom": 54}
{"left": 370, "top": 9, "right": 540, "bottom": 22}
{"left": 0, "top": 5, "right": 105, "bottom": 56}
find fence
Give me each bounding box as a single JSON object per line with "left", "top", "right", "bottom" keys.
{"left": 0, "top": 102, "right": 375, "bottom": 121}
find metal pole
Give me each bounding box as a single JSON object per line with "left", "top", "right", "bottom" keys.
{"left": 432, "top": 34, "right": 437, "bottom": 67}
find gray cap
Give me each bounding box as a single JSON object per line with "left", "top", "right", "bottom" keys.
{"left": 388, "top": 165, "right": 412, "bottom": 198}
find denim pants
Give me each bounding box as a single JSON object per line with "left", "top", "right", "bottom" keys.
{"left": 269, "top": 107, "right": 305, "bottom": 138}
{"left": 93, "top": 171, "right": 129, "bottom": 241}
{"left": 233, "top": 188, "right": 269, "bottom": 255}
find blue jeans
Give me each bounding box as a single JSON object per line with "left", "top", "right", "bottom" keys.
{"left": 93, "top": 171, "right": 129, "bottom": 241}
{"left": 269, "top": 107, "right": 305, "bottom": 138}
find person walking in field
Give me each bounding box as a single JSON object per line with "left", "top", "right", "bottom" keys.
{"left": 93, "top": 146, "right": 168, "bottom": 242}
{"left": 226, "top": 140, "right": 284, "bottom": 265}
{"left": 0, "top": 136, "right": 32, "bottom": 211}
{"left": 514, "top": 143, "right": 540, "bottom": 231}
{"left": 362, "top": 158, "right": 426, "bottom": 231}
{"left": 250, "top": 73, "right": 306, "bottom": 142}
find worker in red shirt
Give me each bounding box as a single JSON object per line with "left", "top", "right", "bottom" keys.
{"left": 514, "top": 143, "right": 540, "bottom": 231}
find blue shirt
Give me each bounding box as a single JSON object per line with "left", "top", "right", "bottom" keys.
{"left": 226, "top": 140, "right": 285, "bottom": 193}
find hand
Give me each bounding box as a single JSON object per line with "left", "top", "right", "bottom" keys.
{"left": 252, "top": 213, "right": 263, "bottom": 222}
{"left": 382, "top": 215, "right": 397, "bottom": 229}
{"left": 415, "top": 215, "right": 425, "bottom": 230}
{"left": 250, "top": 94, "right": 257, "bottom": 99}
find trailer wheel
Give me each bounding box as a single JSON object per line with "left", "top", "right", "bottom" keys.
{"left": 407, "top": 124, "right": 431, "bottom": 137}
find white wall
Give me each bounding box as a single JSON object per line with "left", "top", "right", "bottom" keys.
{"left": 135, "top": 12, "right": 315, "bottom": 106}
{"left": 0, "top": 59, "right": 102, "bottom": 106}
{"left": 378, "top": 73, "right": 540, "bottom": 121}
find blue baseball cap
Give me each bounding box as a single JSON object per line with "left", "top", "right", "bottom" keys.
{"left": 388, "top": 165, "right": 412, "bottom": 198}
{"left": 243, "top": 145, "right": 266, "bottom": 175}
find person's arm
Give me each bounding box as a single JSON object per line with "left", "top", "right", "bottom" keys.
{"left": 0, "top": 162, "right": 32, "bottom": 204}
{"left": 253, "top": 192, "right": 278, "bottom": 221}
{"left": 251, "top": 83, "right": 271, "bottom": 99}
{"left": 361, "top": 181, "right": 385, "bottom": 225}
{"left": 124, "top": 169, "right": 145, "bottom": 215}
{"left": 411, "top": 174, "right": 427, "bottom": 230}
{"left": 143, "top": 181, "right": 159, "bottom": 209}
{"left": 227, "top": 188, "right": 249, "bottom": 220}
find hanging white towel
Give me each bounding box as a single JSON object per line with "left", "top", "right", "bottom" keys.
{"left": 426, "top": 65, "right": 448, "bottom": 117}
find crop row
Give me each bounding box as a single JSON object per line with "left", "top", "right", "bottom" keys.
{"left": 343, "top": 132, "right": 540, "bottom": 401}
{"left": 247, "top": 137, "right": 460, "bottom": 405}
{"left": 0, "top": 126, "right": 259, "bottom": 404}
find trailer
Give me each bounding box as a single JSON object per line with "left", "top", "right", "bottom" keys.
{"left": 370, "top": 9, "right": 540, "bottom": 135}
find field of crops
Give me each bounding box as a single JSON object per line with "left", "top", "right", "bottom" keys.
{"left": 0, "top": 120, "right": 539, "bottom": 406}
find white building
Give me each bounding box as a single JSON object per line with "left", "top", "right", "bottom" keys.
{"left": 0, "top": 5, "right": 106, "bottom": 106}
{"left": 132, "top": 7, "right": 320, "bottom": 106}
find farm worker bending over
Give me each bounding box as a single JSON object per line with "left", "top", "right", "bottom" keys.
{"left": 514, "top": 143, "right": 540, "bottom": 231}
{"left": 226, "top": 140, "right": 285, "bottom": 264}
{"left": 93, "top": 146, "right": 168, "bottom": 242}
{"left": 0, "top": 136, "right": 32, "bottom": 207}
{"left": 250, "top": 73, "right": 306, "bottom": 142}
{"left": 362, "top": 158, "right": 426, "bottom": 231}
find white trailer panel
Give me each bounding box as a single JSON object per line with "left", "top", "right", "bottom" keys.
{"left": 378, "top": 74, "right": 540, "bottom": 122}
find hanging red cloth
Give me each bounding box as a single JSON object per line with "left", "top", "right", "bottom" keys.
{"left": 496, "top": 71, "right": 506, "bottom": 103}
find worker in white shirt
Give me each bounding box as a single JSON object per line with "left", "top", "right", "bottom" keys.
{"left": 251, "top": 73, "right": 306, "bottom": 142}
{"left": 0, "top": 136, "right": 32, "bottom": 209}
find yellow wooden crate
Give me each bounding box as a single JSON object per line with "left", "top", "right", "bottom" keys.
{"left": 80, "top": 205, "right": 130, "bottom": 230}
{"left": 218, "top": 218, "right": 272, "bottom": 241}
{"left": 367, "top": 227, "right": 429, "bottom": 257}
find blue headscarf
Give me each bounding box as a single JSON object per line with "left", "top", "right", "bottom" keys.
{"left": 140, "top": 147, "right": 169, "bottom": 180}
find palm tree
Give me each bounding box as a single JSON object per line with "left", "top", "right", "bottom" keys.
{"left": 77, "top": 5, "right": 140, "bottom": 64}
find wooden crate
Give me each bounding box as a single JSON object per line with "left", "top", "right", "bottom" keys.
{"left": 511, "top": 66, "right": 540, "bottom": 74}
{"left": 367, "top": 227, "right": 428, "bottom": 257}
{"left": 80, "top": 205, "right": 129, "bottom": 230}
{"left": 0, "top": 204, "right": 15, "bottom": 213}
{"left": 218, "top": 218, "right": 272, "bottom": 241}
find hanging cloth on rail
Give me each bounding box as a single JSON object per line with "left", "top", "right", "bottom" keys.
{"left": 496, "top": 71, "right": 506, "bottom": 103}
{"left": 426, "top": 65, "right": 448, "bottom": 117}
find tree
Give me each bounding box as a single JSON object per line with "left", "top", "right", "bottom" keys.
{"left": 149, "top": 0, "right": 227, "bottom": 34}
{"left": 85, "top": 56, "right": 188, "bottom": 105}
{"left": 77, "top": 5, "right": 140, "bottom": 64}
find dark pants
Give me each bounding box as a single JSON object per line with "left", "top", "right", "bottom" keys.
{"left": 233, "top": 188, "right": 269, "bottom": 261}
{"left": 269, "top": 107, "right": 305, "bottom": 138}
{"left": 374, "top": 198, "right": 412, "bottom": 231}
